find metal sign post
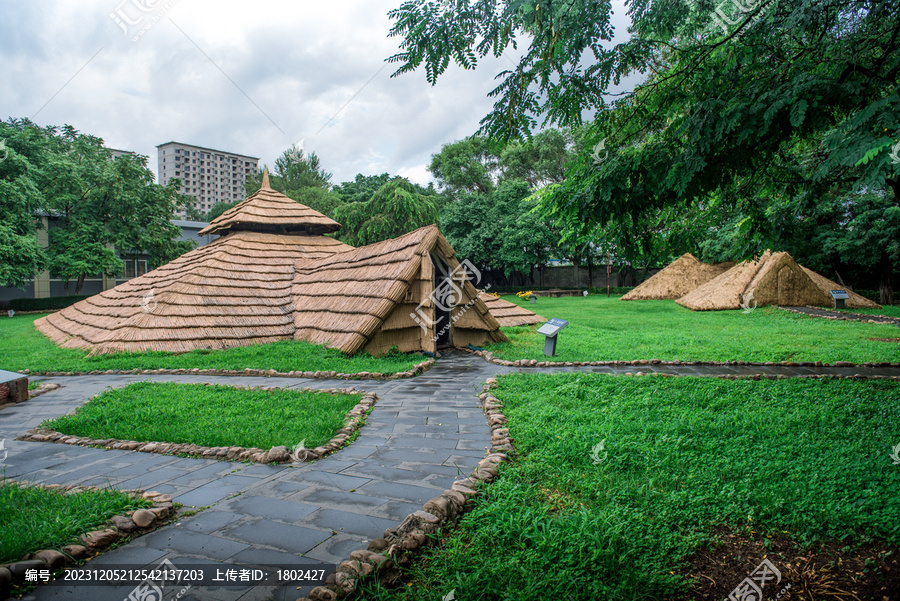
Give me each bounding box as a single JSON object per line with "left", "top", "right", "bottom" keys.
{"left": 536, "top": 318, "right": 569, "bottom": 356}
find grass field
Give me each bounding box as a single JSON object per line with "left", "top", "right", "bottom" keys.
{"left": 0, "top": 481, "right": 150, "bottom": 563}
{"left": 43, "top": 382, "right": 361, "bottom": 450}
{"left": 487, "top": 296, "right": 900, "bottom": 363}
{"left": 833, "top": 305, "right": 900, "bottom": 317}
{"left": 359, "top": 374, "right": 900, "bottom": 600}
{"left": 2, "top": 314, "right": 423, "bottom": 374}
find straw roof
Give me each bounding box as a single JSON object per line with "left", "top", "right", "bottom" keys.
{"left": 622, "top": 253, "right": 735, "bottom": 300}
{"left": 799, "top": 266, "right": 881, "bottom": 309}
{"left": 199, "top": 169, "right": 341, "bottom": 237}
{"left": 35, "top": 231, "right": 354, "bottom": 354}
{"left": 291, "top": 225, "right": 507, "bottom": 354}
{"left": 477, "top": 292, "right": 546, "bottom": 327}
{"left": 676, "top": 250, "right": 831, "bottom": 310}
{"left": 35, "top": 172, "right": 538, "bottom": 355}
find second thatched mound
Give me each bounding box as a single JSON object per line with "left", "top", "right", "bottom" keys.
{"left": 677, "top": 250, "right": 833, "bottom": 310}
{"left": 799, "top": 267, "right": 881, "bottom": 309}
{"left": 621, "top": 253, "right": 735, "bottom": 300}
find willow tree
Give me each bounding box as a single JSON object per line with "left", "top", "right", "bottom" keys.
{"left": 332, "top": 177, "right": 441, "bottom": 246}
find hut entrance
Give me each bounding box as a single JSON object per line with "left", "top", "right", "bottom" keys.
{"left": 431, "top": 255, "right": 454, "bottom": 348}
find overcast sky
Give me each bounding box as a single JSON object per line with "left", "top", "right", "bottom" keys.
{"left": 1, "top": 0, "right": 633, "bottom": 187}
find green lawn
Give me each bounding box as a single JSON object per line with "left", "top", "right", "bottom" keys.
{"left": 43, "top": 382, "right": 361, "bottom": 450}
{"left": 832, "top": 305, "right": 900, "bottom": 318}
{"left": 2, "top": 314, "right": 423, "bottom": 374}
{"left": 0, "top": 481, "right": 150, "bottom": 563}
{"left": 359, "top": 374, "right": 900, "bottom": 600}
{"left": 487, "top": 296, "right": 900, "bottom": 363}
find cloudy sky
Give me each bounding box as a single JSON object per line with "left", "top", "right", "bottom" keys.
{"left": 1, "top": 0, "right": 633, "bottom": 187}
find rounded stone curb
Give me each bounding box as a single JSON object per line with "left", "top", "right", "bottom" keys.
{"left": 16, "top": 388, "right": 379, "bottom": 464}
{"left": 294, "top": 378, "right": 513, "bottom": 601}
{"left": 24, "top": 382, "right": 61, "bottom": 401}
{"left": 15, "top": 359, "right": 436, "bottom": 380}
{"left": 455, "top": 346, "right": 900, "bottom": 370}
{"left": 776, "top": 305, "right": 900, "bottom": 324}
{"left": 0, "top": 480, "right": 174, "bottom": 595}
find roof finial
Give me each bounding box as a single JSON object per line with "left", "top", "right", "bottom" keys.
{"left": 261, "top": 166, "right": 271, "bottom": 189}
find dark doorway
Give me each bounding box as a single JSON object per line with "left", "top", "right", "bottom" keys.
{"left": 432, "top": 255, "right": 453, "bottom": 348}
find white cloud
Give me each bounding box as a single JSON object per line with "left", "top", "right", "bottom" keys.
{"left": 1, "top": 0, "right": 634, "bottom": 188}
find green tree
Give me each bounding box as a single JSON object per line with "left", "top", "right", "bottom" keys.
{"left": 244, "top": 147, "right": 333, "bottom": 197}
{"left": 206, "top": 200, "right": 238, "bottom": 222}
{"left": 332, "top": 178, "right": 440, "bottom": 246}
{"left": 387, "top": 0, "right": 900, "bottom": 301}
{"left": 0, "top": 119, "right": 192, "bottom": 294}
{"left": 441, "top": 180, "right": 558, "bottom": 280}
{"left": 0, "top": 119, "right": 49, "bottom": 287}
{"left": 428, "top": 136, "right": 500, "bottom": 196}
{"left": 333, "top": 173, "right": 395, "bottom": 204}
{"left": 499, "top": 128, "right": 573, "bottom": 187}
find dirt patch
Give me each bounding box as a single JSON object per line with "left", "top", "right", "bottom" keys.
{"left": 678, "top": 527, "right": 899, "bottom": 600}
{"left": 868, "top": 338, "right": 900, "bottom": 343}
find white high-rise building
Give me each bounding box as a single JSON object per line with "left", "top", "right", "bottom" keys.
{"left": 157, "top": 141, "right": 259, "bottom": 217}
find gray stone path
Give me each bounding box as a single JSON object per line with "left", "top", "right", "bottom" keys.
{"left": 3, "top": 354, "right": 505, "bottom": 601}
{"left": 782, "top": 305, "right": 900, "bottom": 324}
{"left": 3, "top": 353, "right": 899, "bottom": 600}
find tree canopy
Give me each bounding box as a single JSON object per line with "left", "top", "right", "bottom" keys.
{"left": 387, "top": 0, "right": 900, "bottom": 301}
{"left": 0, "top": 119, "right": 192, "bottom": 293}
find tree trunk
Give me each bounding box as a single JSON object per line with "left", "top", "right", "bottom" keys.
{"left": 878, "top": 254, "right": 894, "bottom": 305}
{"left": 63, "top": 280, "right": 69, "bottom": 295}
{"left": 74, "top": 274, "right": 86, "bottom": 296}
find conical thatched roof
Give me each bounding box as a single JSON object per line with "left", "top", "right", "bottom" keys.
{"left": 291, "top": 225, "right": 506, "bottom": 355}
{"left": 199, "top": 169, "right": 341, "bottom": 237}
{"left": 676, "top": 250, "right": 830, "bottom": 311}
{"left": 35, "top": 231, "right": 354, "bottom": 354}
{"left": 622, "top": 253, "right": 735, "bottom": 300}
{"left": 799, "top": 266, "right": 881, "bottom": 309}
{"left": 477, "top": 292, "right": 546, "bottom": 327}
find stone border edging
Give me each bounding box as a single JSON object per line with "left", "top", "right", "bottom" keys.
{"left": 294, "top": 377, "right": 513, "bottom": 601}
{"left": 455, "top": 346, "right": 900, "bottom": 369}
{"left": 26, "top": 382, "right": 61, "bottom": 400}
{"left": 17, "top": 387, "right": 378, "bottom": 464}
{"left": 16, "top": 359, "right": 436, "bottom": 380}
{"left": 0, "top": 480, "right": 175, "bottom": 599}
{"left": 776, "top": 305, "right": 900, "bottom": 324}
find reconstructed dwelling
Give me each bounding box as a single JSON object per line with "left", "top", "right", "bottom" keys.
{"left": 676, "top": 250, "right": 881, "bottom": 310}
{"left": 621, "top": 253, "right": 735, "bottom": 300}
{"left": 35, "top": 171, "right": 539, "bottom": 355}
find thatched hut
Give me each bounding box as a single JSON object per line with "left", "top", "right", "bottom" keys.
{"left": 621, "top": 253, "right": 735, "bottom": 300}
{"left": 675, "top": 250, "right": 880, "bottom": 310}
{"left": 477, "top": 293, "right": 545, "bottom": 327}
{"left": 35, "top": 171, "right": 531, "bottom": 355}
{"left": 799, "top": 266, "right": 881, "bottom": 309}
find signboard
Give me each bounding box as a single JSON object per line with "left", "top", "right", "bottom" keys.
{"left": 537, "top": 318, "right": 569, "bottom": 338}
{"left": 830, "top": 290, "right": 849, "bottom": 300}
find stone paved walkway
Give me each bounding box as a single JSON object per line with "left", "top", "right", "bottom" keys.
{"left": 781, "top": 305, "right": 900, "bottom": 325}
{"left": 3, "top": 353, "right": 899, "bottom": 600}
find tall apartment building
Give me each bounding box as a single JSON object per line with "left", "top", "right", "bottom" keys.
{"left": 156, "top": 141, "right": 259, "bottom": 216}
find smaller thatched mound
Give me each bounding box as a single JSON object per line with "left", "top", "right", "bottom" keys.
{"left": 622, "top": 253, "right": 734, "bottom": 300}
{"left": 800, "top": 267, "right": 881, "bottom": 309}
{"left": 478, "top": 293, "right": 545, "bottom": 327}
{"left": 677, "top": 250, "right": 830, "bottom": 311}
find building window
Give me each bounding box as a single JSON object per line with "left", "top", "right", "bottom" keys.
{"left": 124, "top": 259, "right": 148, "bottom": 279}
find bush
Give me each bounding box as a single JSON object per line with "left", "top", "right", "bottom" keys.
{"left": 9, "top": 295, "right": 89, "bottom": 312}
